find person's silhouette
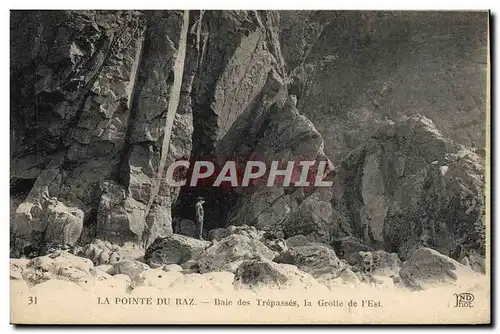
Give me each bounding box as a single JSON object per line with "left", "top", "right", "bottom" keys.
{"left": 195, "top": 197, "right": 205, "bottom": 240}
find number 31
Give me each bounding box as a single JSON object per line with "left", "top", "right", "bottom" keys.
{"left": 28, "top": 296, "right": 37, "bottom": 305}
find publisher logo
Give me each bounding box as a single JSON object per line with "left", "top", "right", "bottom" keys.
{"left": 453, "top": 293, "right": 474, "bottom": 308}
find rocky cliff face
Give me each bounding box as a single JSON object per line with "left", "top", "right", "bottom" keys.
{"left": 10, "top": 10, "right": 487, "bottom": 264}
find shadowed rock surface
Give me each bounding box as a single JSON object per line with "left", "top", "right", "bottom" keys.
{"left": 144, "top": 234, "right": 208, "bottom": 268}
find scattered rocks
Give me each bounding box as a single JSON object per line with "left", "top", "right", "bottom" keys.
{"left": 77, "top": 239, "right": 122, "bottom": 266}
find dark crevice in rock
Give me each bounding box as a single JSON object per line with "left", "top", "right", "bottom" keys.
{"left": 10, "top": 178, "right": 37, "bottom": 199}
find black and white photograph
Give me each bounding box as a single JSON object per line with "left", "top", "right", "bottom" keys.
{"left": 8, "top": 8, "right": 491, "bottom": 324}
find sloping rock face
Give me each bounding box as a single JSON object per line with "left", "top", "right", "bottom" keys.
{"left": 278, "top": 11, "right": 337, "bottom": 72}
{"left": 399, "top": 247, "right": 478, "bottom": 291}
{"left": 174, "top": 11, "right": 288, "bottom": 227}
{"left": 287, "top": 12, "right": 488, "bottom": 164}
{"left": 11, "top": 10, "right": 318, "bottom": 255}
{"left": 330, "top": 116, "right": 485, "bottom": 260}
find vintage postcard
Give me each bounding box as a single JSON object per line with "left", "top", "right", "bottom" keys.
{"left": 9, "top": 9, "right": 490, "bottom": 324}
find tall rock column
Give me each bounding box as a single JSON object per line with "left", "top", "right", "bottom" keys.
{"left": 97, "top": 10, "right": 196, "bottom": 249}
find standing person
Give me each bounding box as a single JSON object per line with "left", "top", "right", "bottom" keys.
{"left": 195, "top": 197, "right": 205, "bottom": 240}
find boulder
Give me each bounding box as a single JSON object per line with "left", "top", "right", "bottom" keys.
{"left": 218, "top": 74, "right": 331, "bottom": 238}
{"left": 285, "top": 235, "right": 311, "bottom": 248}
{"left": 21, "top": 251, "right": 94, "bottom": 286}
{"left": 233, "top": 259, "right": 323, "bottom": 291}
{"left": 95, "top": 264, "right": 114, "bottom": 274}
{"left": 399, "top": 248, "right": 478, "bottom": 291}
{"left": 338, "top": 268, "right": 361, "bottom": 286}
{"left": 176, "top": 219, "right": 198, "bottom": 238}
{"left": 89, "top": 268, "right": 113, "bottom": 282}
{"left": 77, "top": 239, "right": 122, "bottom": 266}
{"left": 332, "top": 237, "right": 375, "bottom": 265}
{"left": 370, "top": 250, "right": 402, "bottom": 277}
{"left": 197, "top": 234, "right": 276, "bottom": 274}
{"left": 109, "top": 260, "right": 150, "bottom": 279}
{"left": 468, "top": 250, "right": 486, "bottom": 274}
{"left": 282, "top": 191, "right": 334, "bottom": 244}
{"left": 144, "top": 234, "right": 209, "bottom": 268}
{"left": 181, "top": 269, "right": 199, "bottom": 275}
{"left": 43, "top": 202, "right": 84, "bottom": 249}
{"left": 10, "top": 258, "right": 30, "bottom": 280}
{"left": 180, "top": 260, "right": 199, "bottom": 270}
{"left": 274, "top": 243, "right": 344, "bottom": 279}
{"left": 207, "top": 228, "right": 228, "bottom": 241}
{"left": 265, "top": 238, "right": 288, "bottom": 254}
{"left": 226, "top": 225, "right": 266, "bottom": 241}
{"left": 163, "top": 264, "right": 183, "bottom": 272}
